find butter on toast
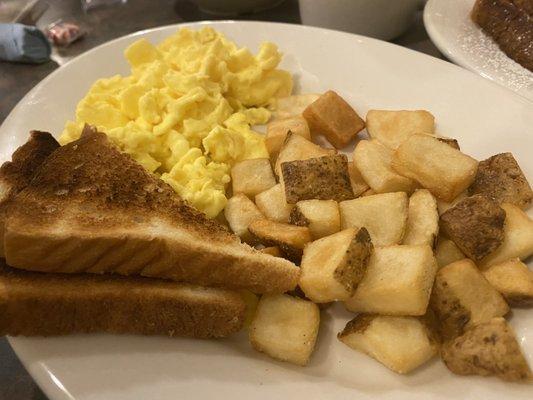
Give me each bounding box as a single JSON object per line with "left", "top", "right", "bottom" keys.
{"left": 4, "top": 126, "right": 299, "bottom": 293}
{"left": 0, "top": 260, "right": 245, "bottom": 338}
{"left": 0, "top": 131, "right": 59, "bottom": 257}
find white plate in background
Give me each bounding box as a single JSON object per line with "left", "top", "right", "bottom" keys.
{"left": 1, "top": 20, "right": 533, "bottom": 400}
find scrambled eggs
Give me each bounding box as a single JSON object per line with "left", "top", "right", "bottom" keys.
{"left": 60, "top": 27, "right": 292, "bottom": 217}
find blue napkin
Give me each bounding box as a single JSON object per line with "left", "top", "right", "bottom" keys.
{"left": 0, "top": 23, "right": 51, "bottom": 64}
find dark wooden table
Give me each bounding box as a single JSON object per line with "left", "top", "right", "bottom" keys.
{"left": 0, "top": 1, "right": 442, "bottom": 399}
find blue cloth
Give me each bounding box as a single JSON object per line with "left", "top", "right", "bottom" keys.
{"left": 0, "top": 23, "right": 51, "bottom": 64}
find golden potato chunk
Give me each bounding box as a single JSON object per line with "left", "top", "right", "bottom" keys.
{"left": 255, "top": 183, "right": 294, "bottom": 223}
{"left": 469, "top": 153, "right": 533, "bottom": 209}
{"left": 224, "top": 193, "right": 264, "bottom": 243}
{"left": 430, "top": 259, "right": 509, "bottom": 340}
{"left": 353, "top": 140, "right": 416, "bottom": 194}
{"left": 441, "top": 318, "right": 532, "bottom": 382}
{"left": 347, "top": 160, "right": 370, "bottom": 197}
{"left": 482, "top": 259, "right": 533, "bottom": 307}
{"left": 339, "top": 192, "right": 408, "bottom": 246}
{"left": 440, "top": 195, "right": 506, "bottom": 262}
{"left": 434, "top": 237, "right": 465, "bottom": 268}
{"left": 250, "top": 294, "right": 320, "bottom": 366}
{"left": 366, "top": 110, "right": 435, "bottom": 150}
{"left": 265, "top": 116, "right": 311, "bottom": 161}
{"left": 403, "top": 189, "right": 439, "bottom": 246}
{"left": 299, "top": 228, "right": 373, "bottom": 303}
{"left": 338, "top": 314, "right": 438, "bottom": 374}
{"left": 231, "top": 158, "right": 276, "bottom": 198}
{"left": 303, "top": 90, "right": 365, "bottom": 149}
{"left": 281, "top": 154, "right": 354, "bottom": 203}
{"left": 391, "top": 134, "right": 478, "bottom": 202}
{"left": 289, "top": 199, "right": 340, "bottom": 239}
{"left": 271, "top": 94, "right": 320, "bottom": 120}
{"left": 479, "top": 203, "right": 533, "bottom": 268}
{"left": 345, "top": 245, "right": 437, "bottom": 316}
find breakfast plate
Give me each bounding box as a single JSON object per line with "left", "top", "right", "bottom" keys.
{"left": 424, "top": 0, "right": 533, "bottom": 102}
{"left": 1, "top": 20, "right": 533, "bottom": 400}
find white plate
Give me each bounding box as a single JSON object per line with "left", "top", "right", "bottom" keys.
{"left": 424, "top": 0, "right": 533, "bottom": 102}
{"left": 1, "top": 20, "right": 533, "bottom": 400}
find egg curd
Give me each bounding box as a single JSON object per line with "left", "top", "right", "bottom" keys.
{"left": 60, "top": 27, "right": 292, "bottom": 218}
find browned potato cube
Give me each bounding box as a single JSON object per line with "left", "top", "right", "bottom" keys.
{"left": 249, "top": 219, "right": 312, "bottom": 262}
{"left": 482, "top": 258, "right": 533, "bottom": 306}
{"left": 403, "top": 189, "right": 439, "bottom": 246}
{"left": 289, "top": 199, "right": 340, "bottom": 239}
{"left": 441, "top": 318, "right": 532, "bottom": 382}
{"left": 434, "top": 237, "right": 465, "bottom": 268}
{"left": 231, "top": 158, "right": 276, "bottom": 198}
{"left": 281, "top": 154, "right": 354, "bottom": 203}
{"left": 430, "top": 259, "right": 509, "bottom": 340}
{"left": 255, "top": 184, "right": 294, "bottom": 223}
{"left": 469, "top": 153, "right": 533, "bottom": 209}
{"left": 303, "top": 90, "right": 365, "bottom": 149}
{"left": 437, "top": 137, "right": 460, "bottom": 150}
{"left": 299, "top": 228, "right": 373, "bottom": 303}
{"left": 272, "top": 94, "right": 320, "bottom": 120}
{"left": 347, "top": 160, "right": 370, "bottom": 197}
{"left": 366, "top": 110, "right": 435, "bottom": 150}
{"left": 224, "top": 193, "right": 264, "bottom": 243}
{"left": 260, "top": 246, "right": 282, "bottom": 257}
{"left": 391, "top": 134, "right": 478, "bottom": 202}
{"left": 265, "top": 116, "right": 311, "bottom": 161}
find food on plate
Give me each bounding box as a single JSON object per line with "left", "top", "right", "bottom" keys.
{"left": 339, "top": 192, "right": 408, "bottom": 246}
{"left": 299, "top": 228, "right": 372, "bottom": 303}
{"left": 60, "top": 27, "right": 293, "bottom": 217}
{"left": 230, "top": 158, "right": 276, "bottom": 198}
{"left": 482, "top": 258, "right": 533, "bottom": 306}
{"left": 248, "top": 219, "right": 312, "bottom": 262}
{"left": 441, "top": 318, "right": 532, "bottom": 382}
{"left": 255, "top": 183, "right": 294, "bottom": 223}
{"left": 281, "top": 154, "right": 355, "bottom": 203}
{"left": 3, "top": 127, "right": 299, "bottom": 294}
{"left": 0, "top": 131, "right": 59, "bottom": 258}
{"left": 288, "top": 199, "right": 340, "bottom": 239}
{"left": 347, "top": 160, "right": 370, "bottom": 197}
{"left": 249, "top": 294, "right": 320, "bottom": 366}
{"left": 353, "top": 139, "right": 416, "bottom": 194}
{"left": 434, "top": 237, "right": 465, "bottom": 269}
{"left": 365, "top": 110, "right": 435, "bottom": 150}
{"left": 402, "top": 189, "right": 439, "bottom": 246}
{"left": 430, "top": 259, "right": 509, "bottom": 340}
{"left": 468, "top": 152, "right": 533, "bottom": 209}
{"left": 440, "top": 195, "right": 506, "bottom": 261}
{"left": 471, "top": 0, "right": 533, "bottom": 72}
{"left": 437, "top": 137, "right": 460, "bottom": 150}
{"left": 391, "top": 134, "right": 478, "bottom": 202}
{"left": 0, "top": 261, "right": 245, "bottom": 338}
{"left": 303, "top": 90, "right": 365, "bottom": 149}
{"left": 479, "top": 203, "right": 533, "bottom": 268}
{"left": 265, "top": 116, "right": 311, "bottom": 161}
{"left": 271, "top": 94, "right": 320, "bottom": 120}
{"left": 259, "top": 246, "right": 282, "bottom": 257}
{"left": 338, "top": 314, "right": 438, "bottom": 374}
{"left": 345, "top": 245, "right": 437, "bottom": 316}
{"left": 224, "top": 193, "right": 264, "bottom": 243}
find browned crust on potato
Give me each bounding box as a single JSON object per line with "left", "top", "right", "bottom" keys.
{"left": 437, "top": 137, "right": 460, "bottom": 150}
{"left": 334, "top": 227, "right": 373, "bottom": 293}
{"left": 338, "top": 314, "right": 376, "bottom": 338}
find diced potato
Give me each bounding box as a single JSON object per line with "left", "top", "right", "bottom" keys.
{"left": 255, "top": 183, "right": 294, "bottom": 223}
{"left": 437, "top": 137, "right": 460, "bottom": 150}
{"left": 265, "top": 116, "right": 311, "bottom": 161}
{"left": 430, "top": 259, "right": 509, "bottom": 340}
{"left": 289, "top": 199, "right": 340, "bottom": 239}
{"left": 469, "top": 153, "right": 533, "bottom": 209}
{"left": 361, "top": 188, "right": 376, "bottom": 197}
{"left": 440, "top": 195, "right": 506, "bottom": 261}
{"left": 339, "top": 192, "right": 408, "bottom": 246}
{"left": 345, "top": 245, "right": 437, "bottom": 316}
{"left": 434, "top": 237, "right": 465, "bottom": 268}
{"left": 403, "top": 189, "right": 439, "bottom": 246}
{"left": 441, "top": 318, "right": 532, "bottom": 382}
{"left": 436, "top": 191, "right": 468, "bottom": 215}
{"left": 479, "top": 203, "right": 533, "bottom": 268}
{"left": 231, "top": 158, "right": 276, "bottom": 198}
{"left": 248, "top": 219, "right": 312, "bottom": 262}
{"left": 281, "top": 154, "right": 354, "bottom": 203}
{"left": 250, "top": 294, "right": 320, "bottom": 366}
{"left": 272, "top": 94, "right": 320, "bottom": 120}
{"left": 353, "top": 140, "right": 416, "bottom": 194}
{"left": 482, "top": 258, "right": 533, "bottom": 306}
{"left": 303, "top": 90, "right": 365, "bottom": 149}
{"left": 274, "top": 132, "right": 334, "bottom": 177}
{"left": 260, "top": 246, "right": 282, "bottom": 257}
{"left": 347, "top": 160, "right": 370, "bottom": 197}
{"left": 338, "top": 314, "right": 438, "bottom": 374}
{"left": 391, "top": 134, "right": 478, "bottom": 202}
{"left": 366, "top": 110, "right": 435, "bottom": 150}
{"left": 299, "top": 228, "right": 373, "bottom": 302}
{"left": 224, "top": 193, "right": 264, "bottom": 243}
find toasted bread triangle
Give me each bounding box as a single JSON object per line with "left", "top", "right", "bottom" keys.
{"left": 4, "top": 126, "right": 299, "bottom": 293}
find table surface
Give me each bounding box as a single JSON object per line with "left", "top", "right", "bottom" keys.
{"left": 0, "top": 1, "right": 443, "bottom": 399}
